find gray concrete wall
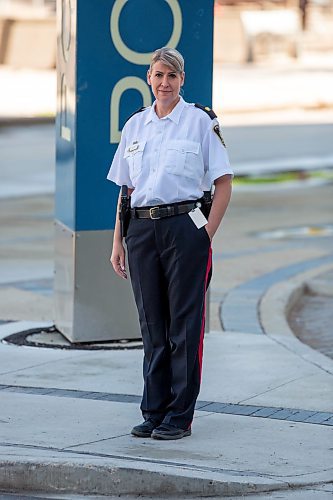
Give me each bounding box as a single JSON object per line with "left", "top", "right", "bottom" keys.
{"left": 1, "top": 4, "right": 332, "bottom": 69}
{"left": 0, "top": 17, "right": 56, "bottom": 68}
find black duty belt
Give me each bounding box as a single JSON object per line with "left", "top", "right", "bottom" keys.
{"left": 130, "top": 200, "right": 199, "bottom": 220}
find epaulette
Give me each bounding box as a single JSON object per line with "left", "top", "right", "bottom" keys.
{"left": 125, "top": 106, "right": 146, "bottom": 124}
{"left": 194, "top": 103, "right": 217, "bottom": 120}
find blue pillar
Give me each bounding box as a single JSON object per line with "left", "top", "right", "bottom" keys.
{"left": 55, "top": 0, "right": 214, "bottom": 342}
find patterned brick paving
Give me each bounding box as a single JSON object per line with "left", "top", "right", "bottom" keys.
{"left": 0, "top": 384, "right": 332, "bottom": 426}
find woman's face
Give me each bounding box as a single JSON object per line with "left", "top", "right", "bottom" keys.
{"left": 147, "top": 61, "right": 184, "bottom": 107}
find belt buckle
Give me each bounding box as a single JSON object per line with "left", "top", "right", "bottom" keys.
{"left": 149, "top": 207, "right": 160, "bottom": 220}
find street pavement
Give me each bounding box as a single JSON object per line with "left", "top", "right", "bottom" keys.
{"left": 2, "top": 120, "right": 333, "bottom": 202}
{"left": 0, "top": 50, "right": 333, "bottom": 497}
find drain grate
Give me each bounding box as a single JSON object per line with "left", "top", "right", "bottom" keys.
{"left": 2, "top": 325, "right": 143, "bottom": 350}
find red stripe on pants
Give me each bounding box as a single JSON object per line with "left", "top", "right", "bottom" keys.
{"left": 198, "top": 246, "right": 212, "bottom": 378}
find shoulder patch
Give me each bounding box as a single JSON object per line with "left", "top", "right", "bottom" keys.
{"left": 195, "top": 103, "right": 217, "bottom": 120}
{"left": 125, "top": 106, "right": 146, "bottom": 124}
{"left": 213, "top": 123, "right": 226, "bottom": 148}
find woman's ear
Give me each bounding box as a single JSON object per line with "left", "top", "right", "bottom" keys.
{"left": 147, "top": 70, "right": 151, "bottom": 85}
{"left": 181, "top": 71, "right": 185, "bottom": 86}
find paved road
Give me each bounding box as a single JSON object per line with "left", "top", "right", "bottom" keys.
{"left": 0, "top": 124, "right": 54, "bottom": 199}
{"left": 223, "top": 122, "right": 333, "bottom": 173}
{"left": 0, "top": 121, "right": 333, "bottom": 340}
{"left": 1, "top": 118, "right": 333, "bottom": 200}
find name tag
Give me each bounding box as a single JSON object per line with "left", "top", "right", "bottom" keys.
{"left": 128, "top": 143, "right": 139, "bottom": 152}
{"left": 188, "top": 207, "right": 208, "bottom": 229}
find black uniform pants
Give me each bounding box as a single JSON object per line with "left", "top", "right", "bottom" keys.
{"left": 125, "top": 213, "right": 212, "bottom": 430}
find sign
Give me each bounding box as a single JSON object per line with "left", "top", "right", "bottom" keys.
{"left": 56, "top": 0, "right": 214, "bottom": 232}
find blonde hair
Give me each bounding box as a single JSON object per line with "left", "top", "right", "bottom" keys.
{"left": 149, "top": 47, "right": 184, "bottom": 74}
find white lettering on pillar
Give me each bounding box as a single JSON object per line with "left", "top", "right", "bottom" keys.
{"left": 60, "top": 0, "right": 73, "bottom": 141}
{"left": 110, "top": 0, "right": 182, "bottom": 64}
{"left": 109, "top": 0, "right": 183, "bottom": 143}
{"left": 110, "top": 77, "right": 152, "bottom": 143}
{"left": 61, "top": 0, "right": 72, "bottom": 62}
{"left": 60, "top": 74, "right": 71, "bottom": 141}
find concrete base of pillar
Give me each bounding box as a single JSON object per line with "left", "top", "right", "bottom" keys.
{"left": 54, "top": 220, "right": 140, "bottom": 343}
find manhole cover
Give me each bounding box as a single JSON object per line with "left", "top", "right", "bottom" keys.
{"left": 258, "top": 225, "right": 333, "bottom": 240}
{"left": 2, "top": 326, "right": 143, "bottom": 350}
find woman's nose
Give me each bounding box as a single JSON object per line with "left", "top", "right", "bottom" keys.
{"left": 161, "top": 76, "right": 169, "bottom": 87}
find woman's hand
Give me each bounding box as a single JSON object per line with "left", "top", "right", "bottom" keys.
{"left": 204, "top": 175, "right": 232, "bottom": 242}
{"left": 110, "top": 240, "right": 127, "bottom": 279}
{"left": 204, "top": 224, "right": 214, "bottom": 242}
{"left": 110, "top": 187, "right": 134, "bottom": 279}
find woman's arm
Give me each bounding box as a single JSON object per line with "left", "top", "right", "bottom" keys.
{"left": 205, "top": 174, "right": 232, "bottom": 240}
{"left": 110, "top": 187, "right": 134, "bottom": 279}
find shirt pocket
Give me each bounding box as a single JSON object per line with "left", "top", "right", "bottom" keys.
{"left": 165, "top": 140, "right": 203, "bottom": 180}
{"left": 123, "top": 140, "right": 146, "bottom": 180}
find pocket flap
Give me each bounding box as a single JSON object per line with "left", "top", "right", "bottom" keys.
{"left": 167, "top": 140, "right": 200, "bottom": 155}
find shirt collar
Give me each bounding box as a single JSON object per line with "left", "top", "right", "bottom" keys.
{"left": 144, "top": 96, "right": 185, "bottom": 125}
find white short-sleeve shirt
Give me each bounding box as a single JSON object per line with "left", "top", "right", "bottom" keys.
{"left": 107, "top": 97, "right": 233, "bottom": 207}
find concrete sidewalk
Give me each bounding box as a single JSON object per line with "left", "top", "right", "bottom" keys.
{"left": 0, "top": 180, "right": 333, "bottom": 497}
{"left": 0, "top": 320, "right": 332, "bottom": 497}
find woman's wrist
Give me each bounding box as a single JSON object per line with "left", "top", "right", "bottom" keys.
{"left": 113, "top": 238, "right": 123, "bottom": 247}
{"left": 205, "top": 223, "right": 214, "bottom": 240}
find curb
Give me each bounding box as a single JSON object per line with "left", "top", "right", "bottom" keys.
{"left": 0, "top": 116, "right": 55, "bottom": 126}
{"left": 260, "top": 262, "right": 333, "bottom": 375}
{"left": 221, "top": 254, "right": 333, "bottom": 336}
{"left": 0, "top": 457, "right": 329, "bottom": 498}
{"left": 215, "top": 103, "right": 333, "bottom": 116}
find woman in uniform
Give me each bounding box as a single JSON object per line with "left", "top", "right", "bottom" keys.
{"left": 108, "top": 47, "right": 233, "bottom": 440}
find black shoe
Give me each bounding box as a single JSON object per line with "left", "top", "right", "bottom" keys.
{"left": 131, "top": 418, "right": 160, "bottom": 438}
{"left": 151, "top": 423, "right": 191, "bottom": 440}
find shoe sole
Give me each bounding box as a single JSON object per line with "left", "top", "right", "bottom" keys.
{"left": 151, "top": 429, "right": 191, "bottom": 440}
{"left": 131, "top": 430, "right": 152, "bottom": 438}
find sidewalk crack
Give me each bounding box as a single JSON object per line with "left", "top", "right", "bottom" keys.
{"left": 0, "top": 353, "right": 87, "bottom": 377}
{"left": 62, "top": 433, "right": 130, "bottom": 450}
{"left": 238, "top": 374, "right": 313, "bottom": 404}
